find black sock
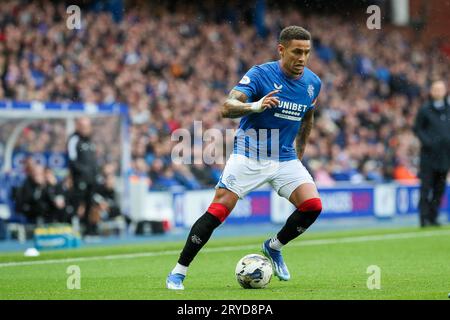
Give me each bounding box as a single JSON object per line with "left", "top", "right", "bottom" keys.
{"left": 178, "top": 212, "right": 221, "bottom": 267}
{"left": 276, "top": 208, "right": 321, "bottom": 245}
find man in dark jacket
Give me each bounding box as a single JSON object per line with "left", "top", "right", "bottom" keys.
{"left": 67, "top": 117, "right": 99, "bottom": 235}
{"left": 413, "top": 80, "right": 450, "bottom": 227}
{"left": 44, "top": 167, "right": 67, "bottom": 223}
{"left": 91, "top": 174, "right": 122, "bottom": 223}
{"left": 14, "top": 164, "right": 49, "bottom": 224}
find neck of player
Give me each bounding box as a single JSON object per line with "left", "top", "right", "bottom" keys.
{"left": 280, "top": 61, "right": 303, "bottom": 79}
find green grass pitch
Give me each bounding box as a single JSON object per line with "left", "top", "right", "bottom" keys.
{"left": 0, "top": 225, "right": 449, "bottom": 300}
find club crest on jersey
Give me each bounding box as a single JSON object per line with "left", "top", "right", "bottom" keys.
{"left": 307, "top": 84, "right": 314, "bottom": 98}
{"left": 274, "top": 83, "right": 283, "bottom": 90}
{"left": 239, "top": 76, "right": 250, "bottom": 85}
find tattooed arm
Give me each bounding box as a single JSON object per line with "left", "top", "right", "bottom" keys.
{"left": 221, "top": 90, "right": 252, "bottom": 118}
{"left": 296, "top": 108, "right": 315, "bottom": 160}
{"left": 221, "top": 89, "right": 280, "bottom": 119}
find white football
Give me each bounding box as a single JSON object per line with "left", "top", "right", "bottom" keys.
{"left": 235, "top": 254, "right": 273, "bottom": 289}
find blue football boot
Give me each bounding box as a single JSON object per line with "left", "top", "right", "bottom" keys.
{"left": 262, "top": 239, "right": 291, "bottom": 281}
{"left": 166, "top": 273, "right": 185, "bottom": 290}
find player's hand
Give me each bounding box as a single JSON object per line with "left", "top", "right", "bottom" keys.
{"left": 250, "top": 90, "right": 280, "bottom": 113}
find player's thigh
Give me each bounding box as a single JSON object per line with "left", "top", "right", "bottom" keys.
{"left": 271, "top": 159, "right": 319, "bottom": 207}
{"left": 211, "top": 187, "right": 239, "bottom": 212}
{"left": 289, "top": 183, "right": 320, "bottom": 208}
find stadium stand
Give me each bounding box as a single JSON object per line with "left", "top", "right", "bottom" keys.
{"left": 0, "top": 1, "right": 449, "bottom": 208}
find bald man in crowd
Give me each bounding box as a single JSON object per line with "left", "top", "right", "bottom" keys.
{"left": 413, "top": 80, "right": 450, "bottom": 227}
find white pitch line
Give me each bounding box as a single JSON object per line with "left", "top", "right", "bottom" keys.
{"left": 0, "top": 229, "right": 449, "bottom": 268}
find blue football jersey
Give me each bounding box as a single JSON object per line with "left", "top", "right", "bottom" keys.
{"left": 232, "top": 60, "right": 322, "bottom": 162}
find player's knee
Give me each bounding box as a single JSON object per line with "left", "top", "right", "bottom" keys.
{"left": 297, "top": 197, "right": 322, "bottom": 214}
{"left": 207, "top": 203, "right": 231, "bottom": 223}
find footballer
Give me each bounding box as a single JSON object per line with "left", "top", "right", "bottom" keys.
{"left": 167, "top": 26, "right": 323, "bottom": 290}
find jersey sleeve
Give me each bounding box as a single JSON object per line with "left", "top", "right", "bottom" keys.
{"left": 311, "top": 78, "right": 322, "bottom": 107}
{"left": 232, "top": 66, "right": 263, "bottom": 102}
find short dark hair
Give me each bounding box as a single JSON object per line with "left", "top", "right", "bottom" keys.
{"left": 279, "top": 26, "right": 311, "bottom": 46}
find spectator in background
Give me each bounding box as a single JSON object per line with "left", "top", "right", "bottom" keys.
{"left": 44, "top": 167, "right": 67, "bottom": 223}
{"left": 90, "top": 174, "right": 123, "bottom": 231}
{"left": 310, "top": 160, "right": 335, "bottom": 186}
{"left": 172, "top": 162, "right": 202, "bottom": 190}
{"left": 67, "top": 117, "right": 99, "bottom": 235}
{"left": 413, "top": 80, "right": 450, "bottom": 227}
{"left": 392, "top": 157, "right": 417, "bottom": 183}
{"left": 60, "top": 173, "right": 78, "bottom": 223}
{"left": 14, "top": 163, "right": 49, "bottom": 224}
{"left": 191, "top": 162, "right": 216, "bottom": 187}
{"left": 130, "top": 158, "right": 150, "bottom": 178}
{"left": 22, "top": 156, "right": 35, "bottom": 177}
{"left": 153, "top": 165, "right": 184, "bottom": 190}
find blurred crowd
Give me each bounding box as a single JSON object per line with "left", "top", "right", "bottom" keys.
{"left": 1, "top": 0, "right": 450, "bottom": 191}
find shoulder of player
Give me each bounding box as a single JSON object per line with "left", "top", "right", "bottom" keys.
{"left": 251, "top": 61, "right": 278, "bottom": 73}
{"left": 304, "top": 67, "right": 321, "bottom": 86}
{"left": 243, "top": 62, "right": 277, "bottom": 85}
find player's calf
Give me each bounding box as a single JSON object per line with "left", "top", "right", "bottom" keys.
{"left": 167, "top": 203, "right": 231, "bottom": 290}
{"left": 276, "top": 197, "right": 322, "bottom": 245}
{"left": 263, "top": 197, "right": 322, "bottom": 280}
